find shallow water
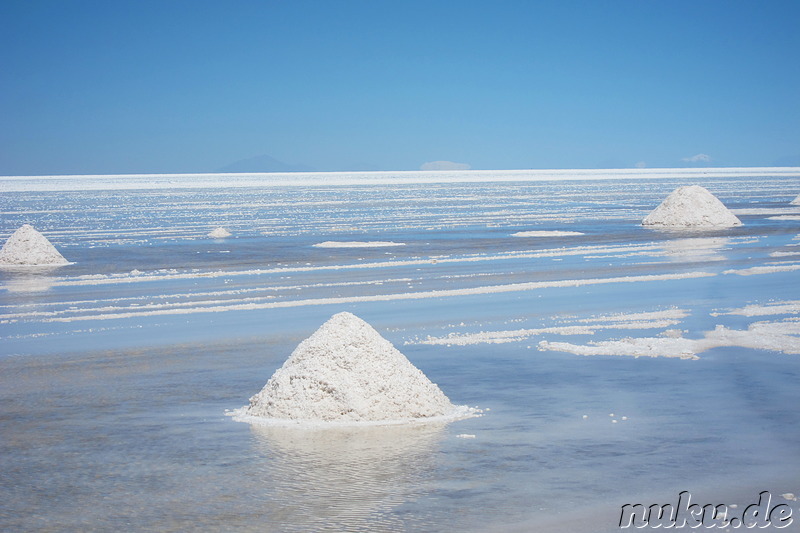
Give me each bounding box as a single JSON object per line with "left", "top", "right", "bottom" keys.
{"left": 1, "top": 170, "right": 800, "bottom": 531}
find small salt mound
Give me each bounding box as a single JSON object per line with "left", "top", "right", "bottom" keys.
{"left": 642, "top": 185, "right": 742, "bottom": 228}
{"left": 208, "top": 227, "right": 232, "bottom": 238}
{"left": 792, "top": 195, "right": 800, "bottom": 206}
{"left": 0, "top": 224, "right": 69, "bottom": 266}
{"left": 237, "top": 312, "right": 470, "bottom": 424}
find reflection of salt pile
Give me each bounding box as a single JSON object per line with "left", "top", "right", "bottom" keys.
{"left": 248, "top": 423, "right": 442, "bottom": 531}
{"left": 207, "top": 226, "right": 232, "bottom": 238}
{"left": 642, "top": 185, "right": 742, "bottom": 228}
{"left": 237, "top": 312, "right": 470, "bottom": 424}
{"left": 0, "top": 224, "right": 69, "bottom": 266}
{"left": 661, "top": 237, "right": 729, "bottom": 262}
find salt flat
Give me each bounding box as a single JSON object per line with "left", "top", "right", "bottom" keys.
{"left": 1, "top": 169, "right": 799, "bottom": 532}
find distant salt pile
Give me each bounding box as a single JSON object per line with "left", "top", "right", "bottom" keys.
{"left": 234, "top": 312, "right": 473, "bottom": 425}
{"left": 208, "top": 227, "right": 232, "bottom": 238}
{"left": 642, "top": 185, "right": 742, "bottom": 228}
{"left": 0, "top": 224, "right": 69, "bottom": 266}
{"left": 792, "top": 195, "right": 800, "bottom": 205}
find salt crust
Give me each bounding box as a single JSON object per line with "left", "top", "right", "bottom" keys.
{"left": 642, "top": 185, "right": 742, "bottom": 228}
{"left": 0, "top": 224, "right": 69, "bottom": 266}
{"left": 312, "top": 241, "right": 405, "bottom": 248}
{"left": 413, "top": 302, "right": 800, "bottom": 359}
{"left": 3, "top": 167, "right": 799, "bottom": 192}
{"left": 231, "top": 312, "right": 477, "bottom": 426}
{"left": 207, "top": 227, "right": 231, "bottom": 238}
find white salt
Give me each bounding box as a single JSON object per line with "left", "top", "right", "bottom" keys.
{"left": 0, "top": 224, "right": 69, "bottom": 266}
{"left": 235, "top": 312, "right": 473, "bottom": 425}
{"left": 208, "top": 227, "right": 232, "bottom": 238}
{"left": 642, "top": 185, "right": 742, "bottom": 228}
{"left": 791, "top": 195, "right": 800, "bottom": 206}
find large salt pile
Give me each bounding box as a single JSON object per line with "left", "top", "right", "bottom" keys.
{"left": 235, "top": 312, "right": 472, "bottom": 425}
{"left": 642, "top": 185, "right": 742, "bottom": 228}
{"left": 0, "top": 224, "right": 69, "bottom": 266}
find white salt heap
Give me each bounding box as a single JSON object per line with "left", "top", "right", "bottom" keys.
{"left": 236, "top": 312, "right": 471, "bottom": 425}
{"left": 642, "top": 185, "right": 742, "bottom": 228}
{"left": 792, "top": 195, "right": 800, "bottom": 205}
{"left": 0, "top": 224, "right": 69, "bottom": 266}
{"left": 208, "top": 227, "right": 232, "bottom": 238}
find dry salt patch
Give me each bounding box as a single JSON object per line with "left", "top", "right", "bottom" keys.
{"left": 642, "top": 185, "right": 742, "bottom": 228}
{"left": 511, "top": 230, "right": 585, "bottom": 237}
{"left": 539, "top": 317, "right": 800, "bottom": 359}
{"left": 723, "top": 263, "right": 800, "bottom": 276}
{"left": 229, "top": 312, "right": 478, "bottom": 426}
{"left": 0, "top": 224, "right": 69, "bottom": 266}
{"left": 207, "top": 227, "right": 232, "bottom": 238}
{"left": 711, "top": 300, "right": 800, "bottom": 317}
{"left": 409, "top": 309, "right": 689, "bottom": 346}
{"left": 313, "top": 241, "right": 405, "bottom": 248}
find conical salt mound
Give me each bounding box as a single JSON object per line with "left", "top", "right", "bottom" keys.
{"left": 791, "top": 194, "right": 800, "bottom": 206}
{"left": 208, "top": 226, "right": 232, "bottom": 238}
{"left": 244, "top": 312, "right": 458, "bottom": 423}
{"left": 0, "top": 224, "right": 69, "bottom": 266}
{"left": 642, "top": 185, "right": 742, "bottom": 228}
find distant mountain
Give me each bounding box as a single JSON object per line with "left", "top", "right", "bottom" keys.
{"left": 215, "top": 154, "right": 316, "bottom": 173}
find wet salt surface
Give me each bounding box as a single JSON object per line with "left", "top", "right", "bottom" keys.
{"left": 1, "top": 170, "right": 800, "bottom": 532}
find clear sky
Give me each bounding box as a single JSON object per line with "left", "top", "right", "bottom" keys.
{"left": 1, "top": 0, "right": 799, "bottom": 175}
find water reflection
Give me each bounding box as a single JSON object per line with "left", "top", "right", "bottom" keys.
{"left": 249, "top": 423, "right": 445, "bottom": 532}
{"left": 659, "top": 237, "right": 730, "bottom": 262}
{"left": 1, "top": 266, "right": 58, "bottom": 292}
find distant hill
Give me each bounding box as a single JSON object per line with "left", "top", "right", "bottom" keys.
{"left": 215, "top": 154, "right": 315, "bottom": 173}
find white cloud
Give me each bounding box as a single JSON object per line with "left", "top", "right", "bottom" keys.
{"left": 420, "top": 160, "right": 471, "bottom": 171}
{"left": 681, "top": 153, "right": 712, "bottom": 163}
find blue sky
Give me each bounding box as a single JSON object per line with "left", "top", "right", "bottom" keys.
{"left": 1, "top": 0, "right": 798, "bottom": 175}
